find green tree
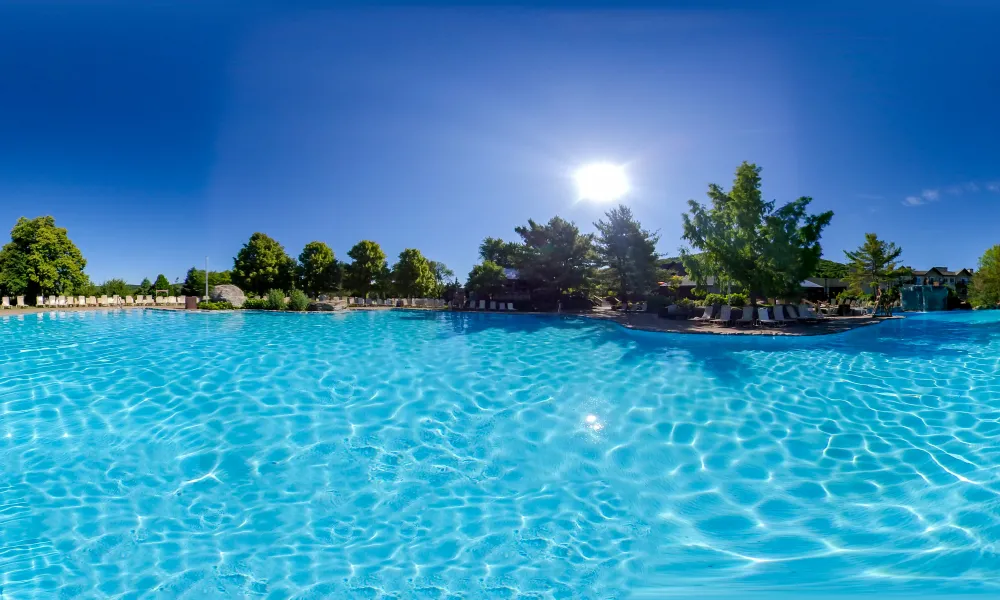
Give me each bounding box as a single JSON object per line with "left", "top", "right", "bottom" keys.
{"left": 478, "top": 237, "right": 523, "bottom": 268}
{"left": 970, "top": 245, "right": 1000, "bottom": 308}
{"left": 514, "top": 216, "right": 596, "bottom": 296}
{"left": 843, "top": 233, "right": 904, "bottom": 294}
{"left": 135, "top": 278, "right": 152, "bottom": 296}
{"left": 181, "top": 268, "right": 232, "bottom": 297}
{"left": 345, "top": 240, "right": 387, "bottom": 298}
{"left": 427, "top": 260, "right": 454, "bottom": 295}
{"left": 0, "top": 216, "right": 88, "bottom": 297}
{"left": 153, "top": 274, "right": 171, "bottom": 296}
{"left": 594, "top": 204, "right": 660, "bottom": 308}
{"left": 99, "top": 279, "right": 131, "bottom": 297}
{"left": 298, "top": 241, "right": 341, "bottom": 297}
{"left": 680, "top": 162, "right": 833, "bottom": 305}
{"left": 392, "top": 248, "right": 436, "bottom": 298}
{"left": 466, "top": 261, "right": 506, "bottom": 298}
{"left": 232, "top": 232, "right": 296, "bottom": 296}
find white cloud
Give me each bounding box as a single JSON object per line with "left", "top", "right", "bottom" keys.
{"left": 902, "top": 181, "right": 995, "bottom": 207}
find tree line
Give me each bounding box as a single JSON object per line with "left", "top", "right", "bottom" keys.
{"left": 3, "top": 162, "right": 998, "bottom": 309}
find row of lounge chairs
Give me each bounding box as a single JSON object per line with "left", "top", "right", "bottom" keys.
{"left": 345, "top": 297, "right": 448, "bottom": 308}
{"left": 0, "top": 295, "right": 187, "bottom": 308}
{"left": 463, "top": 300, "right": 516, "bottom": 311}
{"left": 691, "top": 303, "right": 827, "bottom": 327}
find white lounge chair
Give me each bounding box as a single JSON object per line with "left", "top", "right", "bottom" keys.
{"left": 87, "top": 296, "right": 97, "bottom": 306}
{"left": 479, "top": 300, "right": 486, "bottom": 309}
{"left": 177, "top": 295, "right": 186, "bottom": 306}
{"left": 759, "top": 307, "right": 778, "bottom": 327}
{"left": 773, "top": 304, "right": 792, "bottom": 325}
{"left": 77, "top": 295, "right": 85, "bottom": 307}
{"left": 507, "top": 302, "right": 515, "bottom": 311}
{"left": 36, "top": 296, "right": 44, "bottom": 306}
{"left": 166, "top": 296, "right": 176, "bottom": 305}
{"left": 55, "top": 296, "right": 65, "bottom": 306}
{"left": 125, "top": 296, "right": 134, "bottom": 306}
{"left": 489, "top": 301, "right": 497, "bottom": 310}
{"left": 797, "top": 304, "right": 825, "bottom": 321}
{"left": 48, "top": 295, "right": 57, "bottom": 306}
{"left": 1, "top": 296, "right": 9, "bottom": 309}
{"left": 17, "top": 296, "right": 26, "bottom": 307}
{"left": 710, "top": 305, "right": 732, "bottom": 324}
{"left": 734, "top": 306, "right": 754, "bottom": 326}
{"left": 99, "top": 295, "right": 109, "bottom": 307}
{"left": 692, "top": 306, "right": 713, "bottom": 321}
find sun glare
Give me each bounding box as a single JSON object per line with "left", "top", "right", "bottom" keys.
{"left": 574, "top": 163, "right": 630, "bottom": 203}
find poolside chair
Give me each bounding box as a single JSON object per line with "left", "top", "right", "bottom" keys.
{"left": 48, "top": 295, "right": 57, "bottom": 306}
{"left": 506, "top": 302, "right": 514, "bottom": 311}
{"left": 178, "top": 296, "right": 186, "bottom": 306}
{"left": 167, "top": 296, "right": 176, "bottom": 305}
{"left": 734, "top": 306, "right": 755, "bottom": 327}
{"left": 479, "top": 300, "right": 486, "bottom": 309}
{"left": 692, "top": 306, "right": 713, "bottom": 321}
{"left": 773, "top": 304, "right": 792, "bottom": 325}
{"left": 56, "top": 296, "right": 65, "bottom": 306}
{"left": 99, "top": 295, "right": 109, "bottom": 307}
{"left": 77, "top": 295, "right": 86, "bottom": 307}
{"left": 1, "top": 296, "right": 9, "bottom": 309}
{"left": 489, "top": 301, "right": 497, "bottom": 310}
{"left": 796, "top": 304, "right": 824, "bottom": 321}
{"left": 17, "top": 296, "right": 26, "bottom": 308}
{"left": 87, "top": 296, "right": 97, "bottom": 306}
{"left": 36, "top": 296, "right": 44, "bottom": 306}
{"left": 710, "top": 305, "right": 732, "bottom": 325}
{"left": 125, "top": 296, "right": 134, "bottom": 306}
{"left": 759, "top": 307, "right": 778, "bottom": 327}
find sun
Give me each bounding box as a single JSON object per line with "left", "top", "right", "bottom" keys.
{"left": 574, "top": 163, "right": 630, "bottom": 203}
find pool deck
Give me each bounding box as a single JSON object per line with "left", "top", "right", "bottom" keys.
{"left": 585, "top": 311, "right": 901, "bottom": 336}
{"left": 4, "top": 304, "right": 901, "bottom": 336}
{"left": 2, "top": 306, "right": 184, "bottom": 315}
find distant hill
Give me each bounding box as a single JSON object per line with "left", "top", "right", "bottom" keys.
{"left": 813, "top": 259, "right": 849, "bottom": 279}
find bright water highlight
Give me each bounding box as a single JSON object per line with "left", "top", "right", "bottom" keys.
{"left": 2, "top": 309, "right": 999, "bottom": 597}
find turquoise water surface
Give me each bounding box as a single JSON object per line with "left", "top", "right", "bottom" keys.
{"left": 2, "top": 309, "right": 999, "bottom": 598}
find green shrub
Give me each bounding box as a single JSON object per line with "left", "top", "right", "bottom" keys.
{"left": 242, "top": 297, "right": 269, "bottom": 310}
{"left": 727, "top": 293, "right": 748, "bottom": 307}
{"left": 288, "top": 289, "right": 309, "bottom": 311}
{"left": 197, "top": 300, "right": 233, "bottom": 310}
{"left": 265, "top": 289, "right": 286, "bottom": 310}
{"left": 677, "top": 298, "right": 696, "bottom": 309}
{"left": 704, "top": 293, "right": 726, "bottom": 306}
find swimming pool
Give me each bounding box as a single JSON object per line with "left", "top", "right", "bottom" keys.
{"left": 2, "top": 309, "right": 999, "bottom": 598}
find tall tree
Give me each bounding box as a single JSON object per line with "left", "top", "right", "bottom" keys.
{"left": 843, "top": 233, "right": 904, "bottom": 294}
{"left": 478, "top": 237, "right": 523, "bottom": 268}
{"left": 153, "top": 274, "right": 171, "bottom": 295}
{"left": 232, "top": 232, "right": 296, "bottom": 296}
{"left": 99, "top": 279, "right": 131, "bottom": 297}
{"left": 428, "top": 260, "right": 455, "bottom": 297}
{"left": 681, "top": 162, "right": 833, "bottom": 305}
{"left": 345, "top": 240, "right": 387, "bottom": 298}
{"left": 298, "top": 241, "right": 341, "bottom": 297}
{"left": 181, "top": 267, "right": 232, "bottom": 297}
{"left": 594, "top": 204, "right": 660, "bottom": 308}
{"left": 0, "top": 216, "right": 88, "bottom": 297}
{"left": 135, "top": 278, "right": 152, "bottom": 296}
{"left": 514, "top": 216, "right": 596, "bottom": 296}
{"left": 392, "top": 248, "right": 436, "bottom": 298}
{"left": 970, "top": 245, "right": 1000, "bottom": 308}
{"left": 466, "top": 261, "right": 506, "bottom": 299}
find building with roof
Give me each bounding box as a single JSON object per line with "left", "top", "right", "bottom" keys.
{"left": 910, "top": 267, "right": 973, "bottom": 286}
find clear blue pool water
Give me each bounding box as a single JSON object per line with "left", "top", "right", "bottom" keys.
{"left": 2, "top": 309, "right": 999, "bottom": 598}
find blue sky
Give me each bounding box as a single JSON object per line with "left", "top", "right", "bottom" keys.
{"left": 1, "top": 1, "right": 998, "bottom": 284}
